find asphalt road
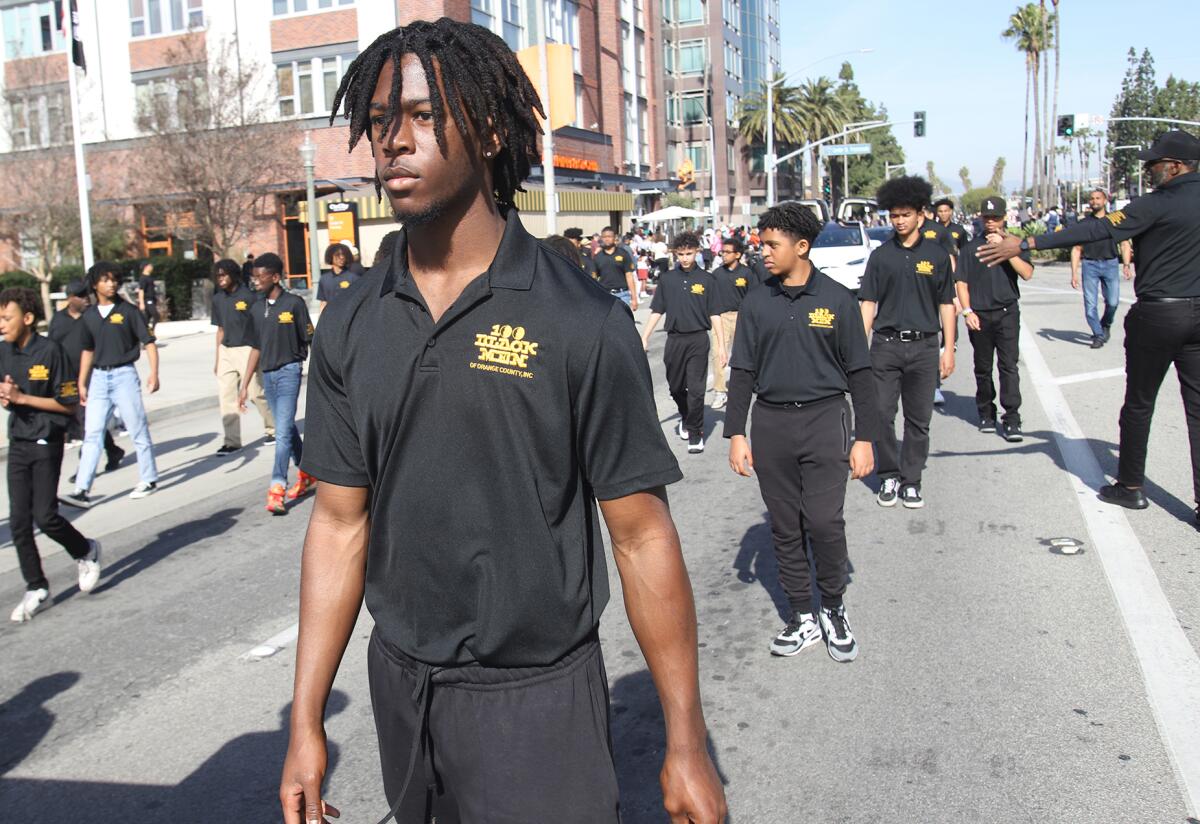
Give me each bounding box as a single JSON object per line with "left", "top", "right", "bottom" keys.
{"left": 1, "top": 262, "right": 1196, "bottom": 823}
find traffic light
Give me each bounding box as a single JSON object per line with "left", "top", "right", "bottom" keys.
{"left": 1057, "top": 114, "right": 1075, "bottom": 137}
{"left": 913, "top": 111, "right": 926, "bottom": 138}
{"left": 822, "top": 176, "right": 831, "bottom": 200}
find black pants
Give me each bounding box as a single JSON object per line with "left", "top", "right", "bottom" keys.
{"left": 143, "top": 300, "right": 158, "bottom": 332}
{"left": 368, "top": 630, "right": 619, "bottom": 824}
{"left": 1119, "top": 300, "right": 1200, "bottom": 502}
{"left": 751, "top": 398, "right": 851, "bottom": 613}
{"left": 664, "top": 330, "right": 709, "bottom": 437}
{"left": 871, "top": 335, "right": 939, "bottom": 487}
{"left": 7, "top": 439, "right": 89, "bottom": 591}
{"left": 968, "top": 304, "right": 1022, "bottom": 424}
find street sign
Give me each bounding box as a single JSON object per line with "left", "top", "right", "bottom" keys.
{"left": 821, "top": 143, "right": 872, "bottom": 157}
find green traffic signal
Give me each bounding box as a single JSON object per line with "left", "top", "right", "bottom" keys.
{"left": 914, "top": 111, "right": 926, "bottom": 138}
{"left": 1057, "top": 115, "right": 1075, "bottom": 137}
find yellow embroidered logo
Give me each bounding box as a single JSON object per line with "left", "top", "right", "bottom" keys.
{"left": 1107, "top": 210, "right": 1126, "bottom": 226}
{"left": 808, "top": 308, "right": 835, "bottom": 329}
{"left": 471, "top": 323, "right": 540, "bottom": 379}
{"left": 306, "top": 323, "right": 314, "bottom": 337}
{"left": 339, "top": 280, "right": 350, "bottom": 288}
{"left": 915, "top": 260, "right": 935, "bottom": 275}
{"left": 690, "top": 283, "right": 705, "bottom": 295}
{"left": 109, "top": 313, "right": 124, "bottom": 325}
{"left": 615, "top": 255, "right": 624, "bottom": 262}
{"left": 923, "top": 230, "right": 937, "bottom": 239}
{"left": 234, "top": 300, "right": 248, "bottom": 311}
{"left": 278, "top": 311, "right": 294, "bottom": 324}
{"left": 28, "top": 364, "right": 49, "bottom": 381}
{"left": 735, "top": 277, "right": 747, "bottom": 287}
{"left": 951, "top": 231, "right": 960, "bottom": 239}
{"left": 60, "top": 379, "right": 78, "bottom": 398}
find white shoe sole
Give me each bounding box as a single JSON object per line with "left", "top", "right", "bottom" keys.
{"left": 876, "top": 494, "right": 898, "bottom": 508}
{"left": 902, "top": 497, "right": 925, "bottom": 509}
{"left": 770, "top": 632, "right": 822, "bottom": 657}
{"left": 129, "top": 487, "right": 156, "bottom": 500}
{"left": 826, "top": 641, "right": 859, "bottom": 663}
{"left": 677, "top": 424, "right": 688, "bottom": 441}
{"left": 10, "top": 590, "right": 49, "bottom": 622}
{"left": 79, "top": 540, "right": 102, "bottom": 594}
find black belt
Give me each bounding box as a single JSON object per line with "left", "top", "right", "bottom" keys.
{"left": 94, "top": 362, "right": 135, "bottom": 371}
{"left": 1137, "top": 296, "right": 1200, "bottom": 304}
{"left": 875, "top": 329, "right": 932, "bottom": 341}
{"left": 608, "top": 287, "right": 628, "bottom": 294}
{"left": 1083, "top": 256, "right": 1118, "bottom": 262}
{"left": 756, "top": 393, "right": 844, "bottom": 410}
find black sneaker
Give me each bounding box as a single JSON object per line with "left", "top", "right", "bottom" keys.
{"left": 215, "top": 445, "right": 240, "bottom": 457}
{"left": 1001, "top": 421, "right": 1024, "bottom": 443}
{"left": 901, "top": 485, "right": 924, "bottom": 509}
{"left": 769, "top": 613, "right": 821, "bottom": 657}
{"left": 979, "top": 418, "right": 996, "bottom": 434}
{"left": 1099, "top": 483, "right": 1148, "bottom": 510}
{"left": 876, "top": 477, "right": 900, "bottom": 507}
{"left": 60, "top": 490, "right": 93, "bottom": 509}
{"left": 688, "top": 432, "right": 704, "bottom": 454}
{"left": 819, "top": 605, "right": 859, "bottom": 662}
{"left": 1101, "top": 325, "right": 1111, "bottom": 343}
{"left": 1090, "top": 335, "right": 1105, "bottom": 349}
{"left": 104, "top": 448, "right": 126, "bottom": 472}
{"left": 264, "top": 434, "right": 276, "bottom": 445}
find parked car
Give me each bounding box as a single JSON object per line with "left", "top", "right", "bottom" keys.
{"left": 837, "top": 197, "right": 881, "bottom": 225}
{"left": 810, "top": 221, "right": 874, "bottom": 294}
{"left": 866, "top": 225, "right": 894, "bottom": 245}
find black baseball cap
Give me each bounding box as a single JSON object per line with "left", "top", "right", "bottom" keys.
{"left": 65, "top": 278, "right": 89, "bottom": 297}
{"left": 562, "top": 227, "right": 584, "bottom": 240}
{"left": 979, "top": 196, "right": 1006, "bottom": 217}
{"left": 1138, "top": 130, "right": 1200, "bottom": 163}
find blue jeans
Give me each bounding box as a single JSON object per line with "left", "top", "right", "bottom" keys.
{"left": 1081, "top": 258, "right": 1120, "bottom": 337}
{"left": 611, "top": 289, "right": 631, "bottom": 306}
{"left": 77, "top": 364, "right": 157, "bottom": 491}
{"left": 262, "top": 361, "right": 303, "bottom": 486}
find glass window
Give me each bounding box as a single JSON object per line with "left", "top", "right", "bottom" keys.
{"left": 134, "top": 74, "right": 204, "bottom": 131}
{"left": 502, "top": 0, "right": 522, "bottom": 50}
{"left": 686, "top": 142, "right": 709, "bottom": 171}
{"left": 677, "top": 0, "right": 703, "bottom": 23}
{"left": 670, "top": 93, "right": 705, "bottom": 125}
{"left": 129, "top": 0, "right": 202, "bottom": 36}
{"left": 3, "top": 2, "right": 66, "bottom": 59}
{"left": 275, "top": 51, "right": 356, "bottom": 119}
{"left": 676, "top": 40, "right": 705, "bottom": 75}
{"left": 471, "top": 0, "right": 494, "bottom": 27}
{"left": 274, "top": 0, "right": 352, "bottom": 13}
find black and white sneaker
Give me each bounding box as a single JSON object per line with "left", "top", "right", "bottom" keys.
{"left": 215, "top": 445, "right": 240, "bottom": 457}
{"left": 770, "top": 613, "right": 821, "bottom": 657}
{"left": 819, "top": 605, "right": 859, "bottom": 662}
{"left": 676, "top": 421, "right": 688, "bottom": 441}
{"left": 264, "top": 434, "right": 276, "bottom": 444}
{"left": 1001, "top": 421, "right": 1024, "bottom": 443}
{"left": 688, "top": 433, "right": 704, "bottom": 454}
{"left": 979, "top": 418, "right": 996, "bottom": 434}
{"left": 876, "top": 477, "right": 900, "bottom": 507}
{"left": 900, "top": 485, "right": 924, "bottom": 509}
{"left": 60, "top": 490, "right": 93, "bottom": 509}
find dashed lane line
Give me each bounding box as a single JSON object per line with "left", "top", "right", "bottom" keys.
{"left": 1054, "top": 367, "right": 1127, "bottom": 386}
{"left": 240, "top": 622, "right": 299, "bottom": 661}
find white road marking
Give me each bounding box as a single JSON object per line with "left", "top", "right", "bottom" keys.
{"left": 1021, "top": 282, "right": 1135, "bottom": 304}
{"left": 240, "top": 622, "right": 299, "bottom": 660}
{"left": 1054, "top": 367, "right": 1127, "bottom": 386}
{"left": 1021, "top": 325, "right": 1200, "bottom": 816}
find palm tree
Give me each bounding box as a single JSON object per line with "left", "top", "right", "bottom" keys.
{"left": 1049, "top": 0, "right": 1061, "bottom": 208}
{"left": 988, "top": 157, "right": 1007, "bottom": 192}
{"left": 1003, "top": 4, "right": 1051, "bottom": 212}
{"left": 958, "top": 166, "right": 973, "bottom": 191}
{"left": 794, "top": 77, "right": 851, "bottom": 199}
{"left": 736, "top": 73, "right": 808, "bottom": 193}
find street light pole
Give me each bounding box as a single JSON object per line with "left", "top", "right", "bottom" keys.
{"left": 300, "top": 131, "right": 320, "bottom": 300}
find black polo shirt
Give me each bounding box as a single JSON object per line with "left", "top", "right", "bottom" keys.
{"left": 139, "top": 275, "right": 158, "bottom": 304}
{"left": 80, "top": 297, "right": 155, "bottom": 368}
{"left": 579, "top": 248, "right": 599, "bottom": 280}
{"left": 1077, "top": 214, "right": 1119, "bottom": 260}
{"left": 649, "top": 265, "right": 719, "bottom": 333}
{"left": 919, "top": 219, "right": 957, "bottom": 257}
{"left": 940, "top": 221, "right": 968, "bottom": 252}
{"left": 301, "top": 209, "right": 681, "bottom": 668}
{"left": 859, "top": 232, "right": 955, "bottom": 334}
{"left": 249, "top": 289, "right": 311, "bottom": 371}
{"left": 211, "top": 285, "right": 260, "bottom": 348}
{"left": 730, "top": 269, "right": 870, "bottom": 403}
{"left": 0, "top": 333, "right": 77, "bottom": 442}
{"left": 710, "top": 261, "right": 763, "bottom": 314}
{"left": 317, "top": 270, "right": 361, "bottom": 302}
{"left": 1033, "top": 173, "right": 1200, "bottom": 299}
{"left": 47, "top": 310, "right": 86, "bottom": 377}
{"left": 592, "top": 245, "right": 635, "bottom": 292}
{"left": 956, "top": 235, "right": 1031, "bottom": 310}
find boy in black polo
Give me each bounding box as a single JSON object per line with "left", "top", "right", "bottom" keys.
{"left": 280, "top": 20, "right": 725, "bottom": 824}
{"left": 212, "top": 259, "right": 274, "bottom": 455}
{"left": 725, "top": 203, "right": 879, "bottom": 662}
{"left": 640, "top": 231, "right": 726, "bottom": 453}
{"left": 859, "top": 176, "right": 956, "bottom": 509}
{"left": 592, "top": 225, "right": 638, "bottom": 310}
{"left": 238, "top": 253, "right": 313, "bottom": 515}
{"left": 708, "top": 235, "right": 764, "bottom": 410}
{"left": 934, "top": 198, "right": 969, "bottom": 252}
{"left": 0, "top": 287, "right": 101, "bottom": 622}
{"left": 956, "top": 195, "right": 1034, "bottom": 442}
{"left": 61, "top": 262, "right": 160, "bottom": 509}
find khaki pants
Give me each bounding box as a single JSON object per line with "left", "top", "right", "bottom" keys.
{"left": 217, "top": 345, "right": 274, "bottom": 448}
{"left": 712, "top": 311, "right": 738, "bottom": 393}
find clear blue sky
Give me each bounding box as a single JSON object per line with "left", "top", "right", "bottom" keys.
{"left": 778, "top": 0, "right": 1200, "bottom": 194}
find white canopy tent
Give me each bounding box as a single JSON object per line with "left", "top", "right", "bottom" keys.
{"left": 638, "top": 205, "right": 709, "bottom": 221}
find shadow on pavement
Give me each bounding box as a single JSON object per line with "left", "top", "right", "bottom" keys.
{"left": 1036, "top": 327, "right": 1094, "bottom": 346}
{"left": 0, "top": 691, "right": 349, "bottom": 822}
{"left": 0, "top": 671, "right": 80, "bottom": 776}
{"left": 610, "top": 669, "right": 728, "bottom": 823}
{"left": 732, "top": 512, "right": 791, "bottom": 622}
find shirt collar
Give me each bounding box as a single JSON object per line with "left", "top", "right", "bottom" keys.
{"left": 766, "top": 268, "right": 823, "bottom": 298}
{"left": 380, "top": 208, "right": 538, "bottom": 297}
{"left": 11, "top": 331, "right": 42, "bottom": 354}
{"left": 1161, "top": 171, "right": 1200, "bottom": 190}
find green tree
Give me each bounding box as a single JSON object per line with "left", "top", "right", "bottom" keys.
{"left": 736, "top": 72, "right": 808, "bottom": 194}
{"left": 987, "top": 157, "right": 1007, "bottom": 192}
{"left": 830, "top": 64, "right": 904, "bottom": 201}
{"left": 1003, "top": 4, "right": 1053, "bottom": 211}
{"left": 1151, "top": 75, "right": 1200, "bottom": 125}
{"left": 958, "top": 167, "right": 973, "bottom": 191}
{"left": 795, "top": 77, "right": 851, "bottom": 199}
{"left": 926, "top": 161, "right": 951, "bottom": 197}
{"left": 1107, "top": 48, "right": 1158, "bottom": 197}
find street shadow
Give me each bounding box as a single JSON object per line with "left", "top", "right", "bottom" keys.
{"left": 732, "top": 512, "right": 791, "bottom": 622}
{"left": 931, "top": 388, "right": 980, "bottom": 426}
{"left": 0, "top": 691, "right": 349, "bottom": 822}
{"left": 1036, "top": 328, "right": 1093, "bottom": 346}
{"left": 0, "top": 671, "right": 80, "bottom": 776}
{"left": 610, "top": 669, "right": 729, "bottom": 823}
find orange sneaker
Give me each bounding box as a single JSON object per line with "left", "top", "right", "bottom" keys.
{"left": 285, "top": 470, "right": 317, "bottom": 501}
{"left": 266, "top": 483, "right": 286, "bottom": 515}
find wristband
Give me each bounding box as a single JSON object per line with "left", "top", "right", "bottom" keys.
{"left": 1019, "top": 238, "right": 1031, "bottom": 252}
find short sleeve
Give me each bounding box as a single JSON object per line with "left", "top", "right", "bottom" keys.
{"left": 954, "top": 249, "right": 970, "bottom": 284}
{"left": 79, "top": 315, "right": 95, "bottom": 351}
{"left": 858, "top": 253, "right": 881, "bottom": 301}
{"left": 296, "top": 299, "right": 314, "bottom": 343}
{"left": 937, "top": 256, "right": 955, "bottom": 304}
{"left": 728, "top": 296, "right": 759, "bottom": 371}
{"left": 127, "top": 303, "right": 155, "bottom": 344}
{"left": 49, "top": 342, "right": 78, "bottom": 405}
{"left": 706, "top": 276, "right": 720, "bottom": 316}
{"left": 300, "top": 323, "right": 368, "bottom": 487}
{"left": 316, "top": 277, "right": 329, "bottom": 302}
{"left": 247, "top": 306, "right": 263, "bottom": 350}
{"left": 210, "top": 295, "right": 223, "bottom": 327}
{"left": 650, "top": 279, "right": 667, "bottom": 314}
{"left": 622, "top": 248, "right": 636, "bottom": 273}
{"left": 836, "top": 294, "right": 871, "bottom": 372}
{"left": 575, "top": 302, "right": 682, "bottom": 500}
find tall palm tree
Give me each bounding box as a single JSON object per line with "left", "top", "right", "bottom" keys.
{"left": 1049, "top": 0, "right": 1061, "bottom": 208}
{"left": 958, "top": 166, "right": 973, "bottom": 191}
{"left": 736, "top": 73, "right": 808, "bottom": 192}
{"left": 794, "top": 77, "right": 851, "bottom": 199}
{"left": 1003, "top": 4, "right": 1051, "bottom": 212}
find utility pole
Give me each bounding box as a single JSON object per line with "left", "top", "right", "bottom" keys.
{"left": 532, "top": 0, "right": 556, "bottom": 234}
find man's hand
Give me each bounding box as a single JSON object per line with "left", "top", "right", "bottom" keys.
{"left": 79, "top": 383, "right": 88, "bottom": 406}
{"left": 631, "top": 298, "right": 640, "bottom": 312}
{"left": 728, "top": 435, "right": 753, "bottom": 477}
{"left": 964, "top": 312, "right": 981, "bottom": 332}
{"left": 1123, "top": 263, "right": 1135, "bottom": 281}
{"left": 661, "top": 745, "right": 727, "bottom": 824}
{"left": 641, "top": 336, "right": 651, "bottom": 353}
{"left": 977, "top": 234, "right": 1023, "bottom": 266}
{"left": 237, "top": 387, "right": 249, "bottom": 413}
{"left": 1070, "top": 272, "right": 1081, "bottom": 290}
{"left": 940, "top": 349, "right": 955, "bottom": 380}
{"left": 145, "top": 374, "right": 160, "bottom": 394}
{"left": 0, "top": 374, "right": 18, "bottom": 407}
{"left": 280, "top": 727, "right": 339, "bottom": 824}
{"left": 849, "top": 440, "right": 874, "bottom": 480}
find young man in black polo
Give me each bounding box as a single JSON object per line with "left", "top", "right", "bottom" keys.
{"left": 563, "top": 226, "right": 598, "bottom": 279}
{"left": 934, "top": 197, "right": 969, "bottom": 252}
{"left": 0, "top": 287, "right": 101, "bottom": 622}
{"left": 955, "top": 196, "right": 1034, "bottom": 442}
{"left": 725, "top": 203, "right": 879, "bottom": 662}
{"left": 212, "top": 259, "right": 274, "bottom": 456}
{"left": 137, "top": 262, "right": 159, "bottom": 334}
{"left": 237, "top": 253, "right": 313, "bottom": 514}
{"left": 61, "top": 262, "right": 160, "bottom": 509}
{"left": 708, "top": 235, "right": 763, "bottom": 410}
{"left": 592, "top": 225, "right": 638, "bottom": 310}
{"left": 640, "top": 231, "right": 726, "bottom": 454}
{"left": 281, "top": 19, "right": 725, "bottom": 824}
{"left": 860, "top": 176, "right": 956, "bottom": 509}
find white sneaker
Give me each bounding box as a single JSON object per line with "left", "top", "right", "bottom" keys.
{"left": 934, "top": 388, "right": 946, "bottom": 405}
{"left": 78, "top": 539, "right": 102, "bottom": 593}
{"left": 711, "top": 391, "right": 727, "bottom": 410}
{"left": 129, "top": 481, "right": 157, "bottom": 499}
{"left": 688, "top": 433, "right": 705, "bottom": 453}
{"left": 676, "top": 421, "right": 688, "bottom": 441}
{"left": 770, "top": 613, "right": 821, "bottom": 656}
{"left": 11, "top": 588, "right": 49, "bottom": 622}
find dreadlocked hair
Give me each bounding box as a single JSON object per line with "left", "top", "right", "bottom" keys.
{"left": 330, "top": 18, "right": 544, "bottom": 212}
